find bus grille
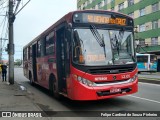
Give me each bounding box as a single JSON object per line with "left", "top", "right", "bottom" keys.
{"left": 88, "top": 67, "right": 134, "bottom": 75}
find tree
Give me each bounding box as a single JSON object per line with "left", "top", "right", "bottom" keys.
{"left": 14, "top": 59, "right": 22, "bottom": 66}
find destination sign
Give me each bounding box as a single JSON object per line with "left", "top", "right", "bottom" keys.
{"left": 87, "top": 14, "right": 126, "bottom": 25}
{"left": 73, "top": 13, "right": 127, "bottom": 26}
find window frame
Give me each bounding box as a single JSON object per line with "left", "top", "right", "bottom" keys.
{"left": 139, "top": 8, "right": 145, "bottom": 17}
{"left": 152, "top": 20, "right": 158, "bottom": 29}
{"left": 118, "top": 2, "right": 124, "bottom": 11}
{"left": 152, "top": 2, "right": 159, "bottom": 12}
{"left": 139, "top": 24, "right": 145, "bottom": 32}
{"left": 128, "top": 0, "right": 134, "bottom": 7}
{"left": 151, "top": 37, "right": 158, "bottom": 45}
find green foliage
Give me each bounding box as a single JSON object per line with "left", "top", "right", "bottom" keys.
{"left": 14, "top": 59, "right": 22, "bottom": 66}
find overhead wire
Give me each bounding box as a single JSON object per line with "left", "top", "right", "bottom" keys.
{"left": 0, "top": 0, "right": 8, "bottom": 60}
{"left": 0, "top": 12, "right": 7, "bottom": 38}
{"left": 0, "top": 5, "right": 8, "bottom": 11}
{"left": 1, "top": 0, "right": 29, "bottom": 60}
{"left": 0, "top": 0, "right": 7, "bottom": 7}
{"left": 0, "top": 14, "right": 6, "bottom": 28}
{"left": 2, "top": 20, "right": 8, "bottom": 49}
{"left": 0, "top": 0, "right": 7, "bottom": 14}
{"left": 0, "top": 13, "right": 7, "bottom": 61}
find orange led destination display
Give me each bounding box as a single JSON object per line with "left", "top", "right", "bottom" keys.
{"left": 87, "top": 14, "right": 126, "bottom": 25}
{"left": 73, "top": 13, "right": 127, "bottom": 26}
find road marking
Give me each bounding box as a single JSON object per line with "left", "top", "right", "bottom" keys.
{"left": 128, "top": 95, "right": 160, "bottom": 104}
{"left": 139, "top": 82, "right": 160, "bottom": 87}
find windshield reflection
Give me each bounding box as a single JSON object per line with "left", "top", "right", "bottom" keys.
{"left": 73, "top": 28, "right": 135, "bottom": 66}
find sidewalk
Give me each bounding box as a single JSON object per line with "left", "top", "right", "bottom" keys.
{"left": 0, "top": 81, "right": 40, "bottom": 111}
{"left": 0, "top": 81, "right": 50, "bottom": 119}
{"left": 138, "top": 72, "right": 160, "bottom": 84}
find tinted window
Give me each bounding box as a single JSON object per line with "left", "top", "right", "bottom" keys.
{"left": 37, "top": 40, "right": 41, "bottom": 57}
{"left": 46, "top": 31, "right": 55, "bottom": 55}
{"left": 23, "top": 48, "right": 27, "bottom": 60}
{"left": 150, "top": 55, "right": 157, "bottom": 62}
{"left": 28, "top": 46, "right": 32, "bottom": 59}
{"left": 137, "top": 56, "right": 148, "bottom": 62}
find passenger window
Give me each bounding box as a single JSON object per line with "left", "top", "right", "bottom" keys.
{"left": 45, "top": 31, "right": 55, "bottom": 55}
{"left": 37, "top": 40, "right": 41, "bottom": 57}
{"left": 28, "top": 46, "right": 32, "bottom": 59}
{"left": 23, "top": 48, "right": 27, "bottom": 60}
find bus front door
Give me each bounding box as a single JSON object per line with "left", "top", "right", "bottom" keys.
{"left": 56, "top": 28, "right": 68, "bottom": 93}
{"left": 32, "top": 44, "right": 37, "bottom": 82}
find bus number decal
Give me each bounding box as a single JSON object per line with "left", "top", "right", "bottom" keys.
{"left": 121, "top": 74, "right": 130, "bottom": 79}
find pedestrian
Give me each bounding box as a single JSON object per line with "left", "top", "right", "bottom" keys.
{"left": 1, "top": 63, "right": 7, "bottom": 82}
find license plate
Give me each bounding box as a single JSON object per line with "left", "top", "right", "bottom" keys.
{"left": 110, "top": 88, "right": 121, "bottom": 93}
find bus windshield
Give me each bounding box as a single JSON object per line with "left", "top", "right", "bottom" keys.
{"left": 73, "top": 28, "right": 135, "bottom": 66}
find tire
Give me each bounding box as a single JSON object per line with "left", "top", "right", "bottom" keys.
{"left": 49, "top": 75, "right": 61, "bottom": 99}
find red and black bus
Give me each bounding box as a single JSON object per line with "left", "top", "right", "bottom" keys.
{"left": 23, "top": 10, "right": 138, "bottom": 100}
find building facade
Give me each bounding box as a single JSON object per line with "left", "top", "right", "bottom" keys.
{"left": 77, "top": 0, "right": 160, "bottom": 54}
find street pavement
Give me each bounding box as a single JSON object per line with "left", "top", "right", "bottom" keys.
{"left": 0, "top": 69, "right": 159, "bottom": 120}
{"left": 138, "top": 72, "right": 160, "bottom": 84}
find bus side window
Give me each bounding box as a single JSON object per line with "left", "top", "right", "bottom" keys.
{"left": 41, "top": 38, "right": 46, "bottom": 57}
{"left": 37, "top": 40, "right": 41, "bottom": 57}
{"left": 28, "top": 46, "right": 32, "bottom": 60}
{"left": 45, "top": 31, "right": 55, "bottom": 56}
{"left": 23, "top": 48, "right": 27, "bottom": 61}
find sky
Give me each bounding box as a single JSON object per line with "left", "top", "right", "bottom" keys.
{"left": 1, "top": 0, "right": 77, "bottom": 60}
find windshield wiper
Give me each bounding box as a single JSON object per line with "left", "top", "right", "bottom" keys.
{"left": 90, "top": 25, "right": 106, "bottom": 57}
{"left": 90, "top": 25, "right": 105, "bottom": 47}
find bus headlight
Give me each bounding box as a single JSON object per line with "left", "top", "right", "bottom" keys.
{"left": 129, "top": 73, "right": 138, "bottom": 82}
{"left": 77, "top": 76, "right": 96, "bottom": 87}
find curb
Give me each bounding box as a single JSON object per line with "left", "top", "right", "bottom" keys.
{"left": 138, "top": 78, "right": 160, "bottom": 84}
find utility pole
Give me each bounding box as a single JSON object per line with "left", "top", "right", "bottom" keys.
{"left": 8, "top": 0, "right": 30, "bottom": 84}
{"left": 8, "top": 0, "right": 15, "bottom": 84}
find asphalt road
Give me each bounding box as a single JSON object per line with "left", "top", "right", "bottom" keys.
{"left": 14, "top": 68, "right": 160, "bottom": 120}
